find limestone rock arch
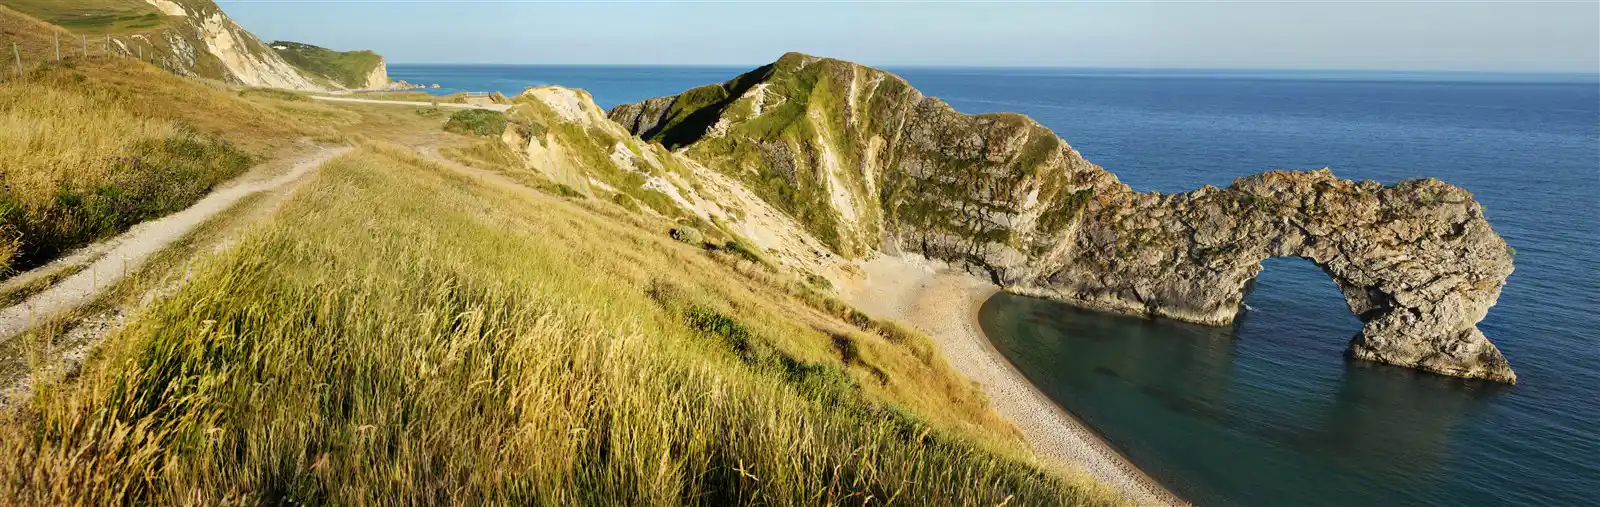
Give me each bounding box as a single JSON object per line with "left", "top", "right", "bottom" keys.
{"left": 1019, "top": 170, "right": 1517, "bottom": 383}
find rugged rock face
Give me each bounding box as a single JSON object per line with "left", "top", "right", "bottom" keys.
{"left": 136, "top": 0, "right": 321, "bottom": 90}
{"left": 1023, "top": 171, "right": 1516, "bottom": 382}
{"left": 9, "top": 0, "right": 375, "bottom": 91}
{"left": 360, "top": 58, "right": 390, "bottom": 90}
{"left": 606, "top": 53, "right": 1518, "bottom": 382}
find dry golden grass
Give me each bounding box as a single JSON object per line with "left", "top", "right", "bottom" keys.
{"left": 0, "top": 145, "right": 1119, "bottom": 505}
{"left": 0, "top": 38, "right": 1119, "bottom": 502}
{"left": 0, "top": 54, "right": 466, "bottom": 274}
{"left": 0, "top": 61, "right": 267, "bottom": 272}
{"left": 0, "top": 5, "right": 81, "bottom": 76}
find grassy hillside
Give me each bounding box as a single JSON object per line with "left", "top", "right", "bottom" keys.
{"left": 0, "top": 141, "right": 1117, "bottom": 504}
{"left": 0, "top": 0, "right": 167, "bottom": 34}
{"left": 0, "top": 48, "right": 1119, "bottom": 504}
{"left": 270, "top": 40, "right": 383, "bottom": 89}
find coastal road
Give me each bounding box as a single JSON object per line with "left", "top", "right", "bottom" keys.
{"left": 309, "top": 95, "right": 512, "bottom": 112}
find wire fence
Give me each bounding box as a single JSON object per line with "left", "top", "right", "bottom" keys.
{"left": 3, "top": 30, "right": 191, "bottom": 84}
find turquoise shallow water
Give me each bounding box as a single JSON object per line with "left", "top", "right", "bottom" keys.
{"left": 391, "top": 64, "right": 1600, "bottom": 506}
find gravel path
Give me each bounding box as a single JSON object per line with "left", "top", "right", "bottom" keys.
{"left": 842, "top": 254, "right": 1186, "bottom": 506}
{"left": 309, "top": 95, "right": 512, "bottom": 111}
{"left": 0, "top": 146, "right": 350, "bottom": 346}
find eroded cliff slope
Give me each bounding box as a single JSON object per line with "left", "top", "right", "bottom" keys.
{"left": 607, "top": 53, "right": 1517, "bottom": 383}
{"left": 0, "top": 0, "right": 389, "bottom": 91}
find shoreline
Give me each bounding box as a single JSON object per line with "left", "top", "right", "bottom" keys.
{"left": 841, "top": 254, "right": 1185, "bottom": 506}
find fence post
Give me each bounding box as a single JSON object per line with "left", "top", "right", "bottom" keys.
{"left": 83, "top": 35, "right": 88, "bottom": 58}
{"left": 13, "top": 43, "right": 21, "bottom": 77}
{"left": 106, "top": 35, "right": 111, "bottom": 57}
{"left": 55, "top": 33, "right": 61, "bottom": 61}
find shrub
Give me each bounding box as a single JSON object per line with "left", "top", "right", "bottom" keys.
{"left": 443, "top": 109, "right": 507, "bottom": 137}
{"left": 721, "top": 240, "right": 766, "bottom": 265}
{"left": 669, "top": 225, "right": 704, "bottom": 245}
{"left": 805, "top": 272, "right": 833, "bottom": 290}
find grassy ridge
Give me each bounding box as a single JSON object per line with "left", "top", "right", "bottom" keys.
{"left": 0, "top": 145, "right": 1116, "bottom": 505}
{"left": 269, "top": 41, "right": 383, "bottom": 89}
{"left": 0, "top": 0, "right": 167, "bottom": 34}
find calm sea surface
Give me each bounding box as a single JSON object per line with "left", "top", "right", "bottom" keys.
{"left": 391, "top": 64, "right": 1600, "bottom": 506}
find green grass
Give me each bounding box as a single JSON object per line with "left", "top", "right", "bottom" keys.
{"left": 269, "top": 41, "right": 384, "bottom": 89}
{"left": 0, "top": 0, "right": 170, "bottom": 34}
{"left": 0, "top": 145, "right": 1117, "bottom": 505}
{"left": 443, "top": 109, "right": 507, "bottom": 137}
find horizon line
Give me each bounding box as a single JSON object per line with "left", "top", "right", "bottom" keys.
{"left": 385, "top": 61, "right": 1600, "bottom": 79}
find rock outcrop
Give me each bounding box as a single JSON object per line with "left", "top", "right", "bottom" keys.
{"left": 606, "top": 53, "right": 1518, "bottom": 383}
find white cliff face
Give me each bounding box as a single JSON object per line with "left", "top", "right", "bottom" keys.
{"left": 194, "top": 11, "right": 319, "bottom": 90}
{"left": 141, "top": 0, "right": 323, "bottom": 91}
{"left": 145, "top": 0, "right": 189, "bottom": 17}
{"left": 359, "top": 56, "right": 392, "bottom": 90}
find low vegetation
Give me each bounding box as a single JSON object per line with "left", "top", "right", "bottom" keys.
{"left": 443, "top": 108, "right": 507, "bottom": 136}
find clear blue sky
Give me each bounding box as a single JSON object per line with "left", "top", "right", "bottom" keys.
{"left": 219, "top": 1, "right": 1600, "bottom": 73}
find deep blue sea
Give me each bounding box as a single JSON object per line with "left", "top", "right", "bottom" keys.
{"left": 391, "top": 64, "right": 1600, "bottom": 506}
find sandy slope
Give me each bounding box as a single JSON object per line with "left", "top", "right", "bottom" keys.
{"left": 841, "top": 254, "right": 1184, "bottom": 506}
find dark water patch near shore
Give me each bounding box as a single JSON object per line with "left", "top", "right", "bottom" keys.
{"left": 979, "top": 257, "right": 1563, "bottom": 506}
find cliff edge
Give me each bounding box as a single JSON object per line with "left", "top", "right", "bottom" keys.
{"left": 607, "top": 53, "right": 1518, "bottom": 383}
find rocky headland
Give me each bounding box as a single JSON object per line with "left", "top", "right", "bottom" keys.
{"left": 605, "top": 52, "right": 1517, "bottom": 383}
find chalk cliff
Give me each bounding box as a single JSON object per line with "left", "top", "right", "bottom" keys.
{"left": 134, "top": 0, "right": 321, "bottom": 90}
{"left": 4, "top": 0, "right": 390, "bottom": 91}
{"left": 606, "top": 53, "right": 1518, "bottom": 382}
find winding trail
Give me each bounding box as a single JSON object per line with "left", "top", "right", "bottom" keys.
{"left": 310, "top": 95, "right": 512, "bottom": 112}
{"left": 0, "top": 146, "right": 350, "bottom": 346}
